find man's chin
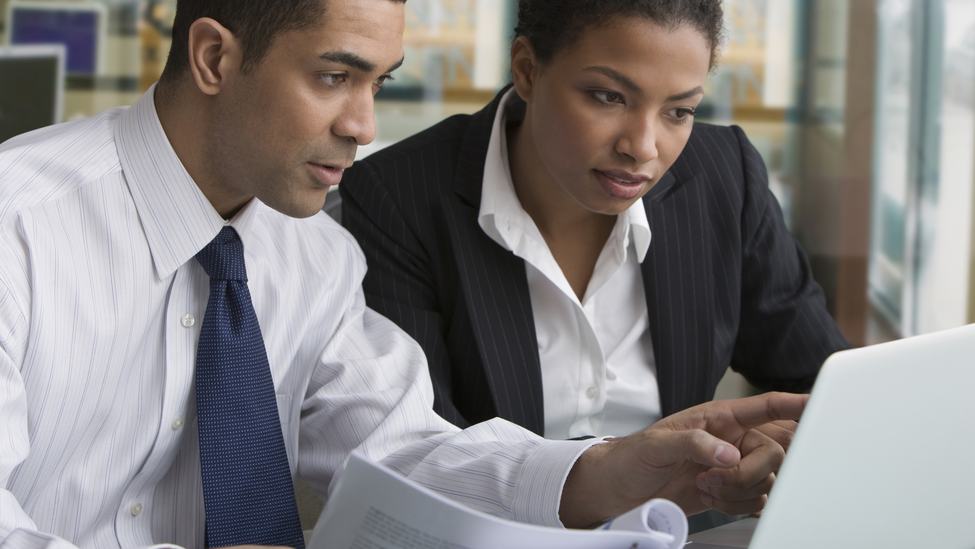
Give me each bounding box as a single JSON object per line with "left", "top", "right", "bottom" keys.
{"left": 262, "top": 191, "right": 331, "bottom": 219}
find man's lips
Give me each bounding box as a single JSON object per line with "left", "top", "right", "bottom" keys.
{"left": 308, "top": 162, "right": 348, "bottom": 186}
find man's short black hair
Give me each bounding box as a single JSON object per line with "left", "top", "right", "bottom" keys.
{"left": 159, "top": 0, "right": 407, "bottom": 85}
{"left": 515, "top": 0, "right": 724, "bottom": 70}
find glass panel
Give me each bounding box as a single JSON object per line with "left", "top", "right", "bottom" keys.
{"left": 365, "top": 0, "right": 514, "bottom": 159}
{"left": 702, "top": 0, "right": 802, "bottom": 228}
{"left": 869, "top": 0, "right": 914, "bottom": 327}
{"left": 913, "top": 0, "right": 975, "bottom": 333}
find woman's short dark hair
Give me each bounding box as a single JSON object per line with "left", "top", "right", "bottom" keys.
{"left": 514, "top": 0, "right": 724, "bottom": 70}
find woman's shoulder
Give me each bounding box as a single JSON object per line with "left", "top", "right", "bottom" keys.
{"left": 685, "top": 121, "right": 750, "bottom": 156}
{"left": 371, "top": 115, "right": 472, "bottom": 163}
{"left": 353, "top": 90, "right": 506, "bottom": 176}
{"left": 674, "top": 122, "right": 764, "bottom": 182}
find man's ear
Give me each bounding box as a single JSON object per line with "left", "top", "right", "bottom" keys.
{"left": 510, "top": 36, "right": 539, "bottom": 103}
{"left": 187, "top": 17, "right": 242, "bottom": 96}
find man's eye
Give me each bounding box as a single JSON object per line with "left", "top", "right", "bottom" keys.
{"left": 374, "top": 74, "right": 395, "bottom": 92}
{"left": 320, "top": 73, "right": 347, "bottom": 86}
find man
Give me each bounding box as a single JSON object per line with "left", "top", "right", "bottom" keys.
{"left": 0, "top": 0, "right": 805, "bottom": 547}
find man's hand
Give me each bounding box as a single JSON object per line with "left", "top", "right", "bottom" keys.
{"left": 694, "top": 419, "right": 798, "bottom": 515}
{"left": 558, "top": 392, "right": 807, "bottom": 528}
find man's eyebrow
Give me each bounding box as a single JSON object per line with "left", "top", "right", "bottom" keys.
{"left": 320, "top": 52, "right": 405, "bottom": 75}
{"left": 386, "top": 57, "right": 405, "bottom": 74}
{"left": 584, "top": 65, "right": 704, "bottom": 101}
{"left": 321, "top": 51, "right": 375, "bottom": 72}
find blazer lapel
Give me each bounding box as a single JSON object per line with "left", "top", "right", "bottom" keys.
{"left": 443, "top": 88, "right": 546, "bottom": 435}
{"left": 641, "top": 156, "right": 716, "bottom": 417}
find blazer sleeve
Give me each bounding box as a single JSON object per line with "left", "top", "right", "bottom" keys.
{"left": 729, "top": 125, "right": 851, "bottom": 392}
{"left": 340, "top": 158, "right": 473, "bottom": 428}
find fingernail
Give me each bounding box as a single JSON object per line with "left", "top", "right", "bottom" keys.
{"left": 700, "top": 492, "right": 714, "bottom": 508}
{"left": 714, "top": 444, "right": 734, "bottom": 464}
{"left": 707, "top": 474, "right": 723, "bottom": 487}
{"left": 696, "top": 475, "right": 709, "bottom": 493}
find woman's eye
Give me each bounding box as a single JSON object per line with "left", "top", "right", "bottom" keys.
{"left": 591, "top": 90, "right": 624, "bottom": 105}
{"left": 668, "top": 107, "right": 697, "bottom": 124}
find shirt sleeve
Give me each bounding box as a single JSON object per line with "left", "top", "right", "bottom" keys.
{"left": 0, "top": 233, "right": 51, "bottom": 548}
{"left": 294, "top": 284, "right": 600, "bottom": 528}
{"left": 0, "top": 223, "right": 164, "bottom": 549}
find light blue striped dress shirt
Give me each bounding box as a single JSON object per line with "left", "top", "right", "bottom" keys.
{"left": 0, "top": 86, "right": 597, "bottom": 549}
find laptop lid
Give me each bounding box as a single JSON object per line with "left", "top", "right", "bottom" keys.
{"left": 748, "top": 322, "right": 975, "bottom": 549}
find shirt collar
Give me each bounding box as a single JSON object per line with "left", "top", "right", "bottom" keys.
{"left": 115, "top": 83, "right": 260, "bottom": 279}
{"left": 477, "top": 89, "right": 652, "bottom": 263}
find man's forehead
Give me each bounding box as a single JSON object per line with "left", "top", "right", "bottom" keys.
{"left": 301, "top": 0, "right": 406, "bottom": 68}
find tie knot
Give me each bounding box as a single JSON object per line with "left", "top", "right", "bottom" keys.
{"left": 196, "top": 227, "right": 247, "bottom": 282}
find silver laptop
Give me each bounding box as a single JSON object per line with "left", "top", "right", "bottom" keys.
{"left": 689, "top": 322, "right": 975, "bottom": 549}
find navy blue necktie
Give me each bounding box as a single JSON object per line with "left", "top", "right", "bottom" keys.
{"left": 195, "top": 227, "right": 305, "bottom": 549}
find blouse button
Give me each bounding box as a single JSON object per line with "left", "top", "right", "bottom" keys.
{"left": 180, "top": 314, "right": 195, "bottom": 328}
{"left": 131, "top": 503, "right": 143, "bottom": 516}
{"left": 586, "top": 386, "right": 599, "bottom": 399}
{"left": 172, "top": 416, "right": 184, "bottom": 430}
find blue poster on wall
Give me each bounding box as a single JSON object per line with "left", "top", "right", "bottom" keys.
{"left": 9, "top": 5, "right": 102, "bottom": 76}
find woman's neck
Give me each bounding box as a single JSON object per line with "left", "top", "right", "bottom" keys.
{"left": 506, "top": 108, "right": 618, "bottom": 300}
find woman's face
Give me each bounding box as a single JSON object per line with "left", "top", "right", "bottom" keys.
{"left": 513, "top": 18, "right": 711, "bottom": 216}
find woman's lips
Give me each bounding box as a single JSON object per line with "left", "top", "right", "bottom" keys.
{"left": 595, "top": 169, "right": 651, "bottom": 200}
{"left": 308, "top": 162, "right": 345, "bottom": 186}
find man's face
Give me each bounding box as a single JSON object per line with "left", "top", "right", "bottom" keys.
{"left": 206, "top": 0, "right": 405, "bottom": 219}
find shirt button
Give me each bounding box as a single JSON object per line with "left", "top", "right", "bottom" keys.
{"left": 586, "top": 386, "right": 599, "bottom": 399}
{"left": 172, "top": 416, "right": 184, "bottom": 430}
{"left": 131, "top": 503, "right": 143, "bottom": 516}
{"left": 180, "top": 314, "right": 195, "bottom": 328}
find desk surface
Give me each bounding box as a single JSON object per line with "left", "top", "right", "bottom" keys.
{"left": 686, "top": 517, "right": 758, "bottom": 548}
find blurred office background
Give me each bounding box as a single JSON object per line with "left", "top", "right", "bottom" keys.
{"left": 2, "top": 0, "right": 975, "bottom": 347}
{"left": 4, "top": 0, "right": 974, "bottom": 528}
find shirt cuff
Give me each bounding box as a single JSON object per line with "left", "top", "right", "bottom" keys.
{"left": 508, "top": 437, "right": 612, "bottom": 528}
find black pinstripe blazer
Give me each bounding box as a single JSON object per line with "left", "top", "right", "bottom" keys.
{"left": 341, "top": 89, "right": 850, "bottom": 436}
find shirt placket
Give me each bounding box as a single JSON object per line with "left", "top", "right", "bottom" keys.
{"left": 113, "top": 265, "right": 200, "bottom": 546}
{"left": 568, "top": 297, "right": 607, "bottom": 438}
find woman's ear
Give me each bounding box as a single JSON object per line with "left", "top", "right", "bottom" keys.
{"left": 187, "top": 17, "right": 243, "bottom": 96}
{"left": 510, "top": 36, "right": 539, "bottom": 103}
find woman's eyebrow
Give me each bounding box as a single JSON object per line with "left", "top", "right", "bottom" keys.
{"left": 584, "top": 65, "right": 640, "bottom": 92}
{"left": 583, "top": 65, "right": 704, "bottom": 101}
{"left": 666, "top": 86, "right": 704, "bottom": 101}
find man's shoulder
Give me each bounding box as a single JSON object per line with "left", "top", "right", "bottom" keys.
{"left": 0, "top": 108, "right": 127, "bottom": 223}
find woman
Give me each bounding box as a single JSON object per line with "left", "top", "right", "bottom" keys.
{"left": 341, "top": 1, "right": 847, "bottom": 440}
